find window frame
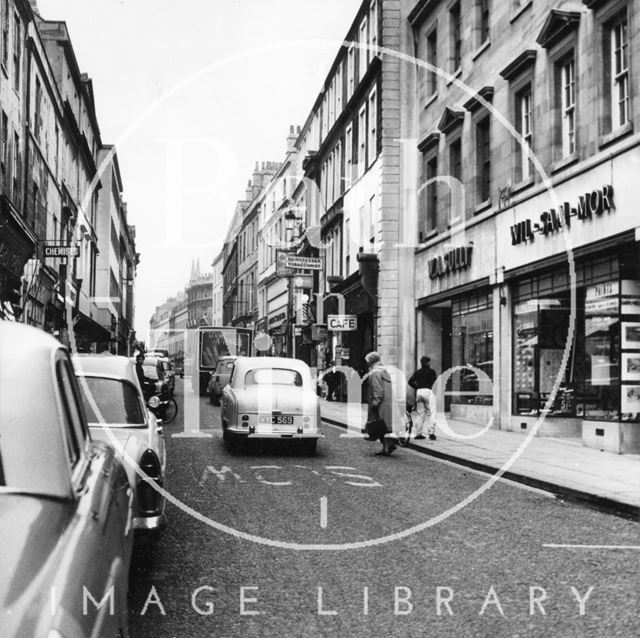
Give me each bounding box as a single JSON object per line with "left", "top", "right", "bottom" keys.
{"left": 367, "top": 87, "right": 377, "bottom": 167}
{"left": 475, "top": 114, "right": 491, "bottom": 205}
{"left": 448, "top": 134, "right": 463, "bottom": 226}
{"left": 449, "top": 1, "right": 462, "bottom": 74}
{"left": 426, "top": 25, "right": 438, "bottom": 98}
{"left": 515, "top": 83, "right": 534, "bottom": 182}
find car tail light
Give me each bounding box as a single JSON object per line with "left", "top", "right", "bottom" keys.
{"left": 138, "top": 449, "right": 162, "bottom": 515}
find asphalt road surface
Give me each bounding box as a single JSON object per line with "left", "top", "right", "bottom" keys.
{"left": 128, "top": 378, "right": 639, "bottom": 638}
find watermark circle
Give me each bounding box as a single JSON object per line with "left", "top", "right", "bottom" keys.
{"left": 68, "top": 38, "right": 578, "bottom": 551}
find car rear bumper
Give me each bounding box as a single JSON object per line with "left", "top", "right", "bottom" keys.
{"left": 133, "top": 513, "right": 165, "bottom": 531}
{"left": 227, "top": 427, "right": 322, "bottom": 440}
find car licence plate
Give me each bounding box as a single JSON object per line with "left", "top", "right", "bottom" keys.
{"left": 258, "top": 415, "right": 294, "bottom": 425}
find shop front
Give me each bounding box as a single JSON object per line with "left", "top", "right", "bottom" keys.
{"left": 0, "top": 196, "right": 36, "bottom": 320}
{"left": 498, "top": 158, "right": 640, "bottom": 452}
{"left": 267, "top": 309, "right": 287, "bottom": 356}
{"left": 415, "top": 221, "right": 497, "bottom": 426}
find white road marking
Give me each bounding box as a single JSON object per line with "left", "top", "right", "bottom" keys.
{"left": 543, "top": 544, "right": 640, "bottom": 550}
{"left": 322, "top": 420, "right": 555, "bottom": 499}
{"left": 320, "top": 496, "right": 328, "bottom": 529}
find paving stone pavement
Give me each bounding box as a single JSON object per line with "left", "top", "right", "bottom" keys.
{"left": 320, "top": 398, "right": 640, "bottom": 518}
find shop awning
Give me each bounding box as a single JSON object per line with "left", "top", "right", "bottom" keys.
{"left": 74, "top": 312, "right": 110, "bottom": 343}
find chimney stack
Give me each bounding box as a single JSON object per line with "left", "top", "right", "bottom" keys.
{"left": 245, "top": 179, "right": 254, "bottom": 201}
{"left": 286, "top": 124, "right": 298, "bottom": 153}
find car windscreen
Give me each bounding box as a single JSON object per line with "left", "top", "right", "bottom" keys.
{"left": 245, "top": 368, "right": 303, "bottom": 387}
{"left": 77, "top": 377, "right": 146, "bottom": 425}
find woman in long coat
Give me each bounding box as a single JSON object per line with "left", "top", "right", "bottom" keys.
{"left": 365, "top": 351, "right": 396, "bottom": 455}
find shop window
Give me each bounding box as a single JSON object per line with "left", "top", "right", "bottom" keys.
{"left": 450, "top": 293, "right": 493, "bottom": 407}
{"left": 513, "top": 292, "right": 585, "bottom": 418}
{"left": 512, "top": 255, "right": 638, "bottom": 422}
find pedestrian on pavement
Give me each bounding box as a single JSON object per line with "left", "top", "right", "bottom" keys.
{"left": 135, "top": 353, "right": 152, "bottom": 402}
{"left": 324, "top": 360, "right": 339, "bottom": 401}
{"left": 365, "top": 351, "right": 396, "bottom": 456}
{"left": 408, "top": 356, "right": 437, "bottom": 440}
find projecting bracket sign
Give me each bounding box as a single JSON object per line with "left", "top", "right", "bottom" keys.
{"left": 327, "top": 314, "right": 357, "bottom": 331}
{"left": 283, "top": 255, "right": 323, "bottom": 270}
{"left": 44, "top": 244, "right": 80, "bottom": 258}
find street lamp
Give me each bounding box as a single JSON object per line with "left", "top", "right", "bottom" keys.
{"left": 283, "top": 210, "right": 301, "bottom": 358}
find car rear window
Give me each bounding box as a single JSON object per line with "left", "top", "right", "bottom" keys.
{"left": 143, "top": 364, "right": 160, "bottom": 380}
{"left": 245, "top": 368, "right": 303, "bottom": 386}
{"left": 77, "top": 377, "right": 145, "bottom": 425}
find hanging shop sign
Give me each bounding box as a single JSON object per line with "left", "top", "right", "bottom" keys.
{"left": 284, "top": 255, "right": 323, "bottom": 271}
{"left": 428, "top": 245, "right": 473, "bottom": 279}
{"left": 327, "top": 314, "right": 357, "bottom": 331}
{"left": 44, "top": 244, "right": 80, "bottom": 258}
{"left": 268, "top": 311, "right": 287, "bottom": 330}
{"left": 293, "top": 274, "right": 314, "bottom": 289}
{"left": 275, "top": 250, "right": 295, "bottom": 277}
{"left": 510, "top": 185, "right": 614, "bottom": 246}
{"left": 311, "top": 324, "right": 327, "bottom": 340}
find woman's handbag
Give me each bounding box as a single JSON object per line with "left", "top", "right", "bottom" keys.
{"left": 365, "top": 418, "right": 387, "bottom": 441}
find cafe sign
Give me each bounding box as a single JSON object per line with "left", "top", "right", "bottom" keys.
{"left": 510, "top": 185, "right": 614, "bottom": 246}
{"left": 327, "top": 314, "right": 357, "bottom": 331}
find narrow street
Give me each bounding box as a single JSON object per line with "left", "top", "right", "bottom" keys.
{"left": 128, "top": 379, "right": 640, "bottom": 638}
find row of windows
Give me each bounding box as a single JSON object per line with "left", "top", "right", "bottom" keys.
{"left": 317, "top": 0, "right": 378, "bottom": 147}
{"left": 320, "top": 86, "right": 378, "bottom": 213}
{"left": 423, "top": 0, "right": 491, "bottom": 97}
{"left": 238, "top": 218, "right": 258, "bottom": 264}
{"left": 418, "top": 7, "right": 631, "bottom": 241}
{"left": 1, "top": 0, "right": 22, "bottom": 93}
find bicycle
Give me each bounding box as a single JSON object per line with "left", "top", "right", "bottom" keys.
{"left": 395, "top": 407, "right": 413, "bottom": 447}
{"left": 161, "top": 396, "right": 178, "bottom": 424}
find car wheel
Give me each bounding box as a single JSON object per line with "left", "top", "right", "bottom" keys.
{"left": 303, "top": 440, "right": 318, "bottom": 456}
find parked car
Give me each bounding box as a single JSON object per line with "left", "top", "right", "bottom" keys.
{"left": 147, "top": 348, "right": 170, "bottom": 359}
{"left": 0, "top": 322, "right": 134, "bottom": 638}
{"left": 74, "top": 354, "right": 167, "bottom": 532}
{"left": 134, "top": 355, "right": 171, "bottom": 402}
{"left": 159, "top": 357, "right": 176, "bottom": 396}
{"left": 207, "top": 355, "right": 236, "bottom": 405}
{"left": 221, "top": 356, "right": 322, "bottom": 454}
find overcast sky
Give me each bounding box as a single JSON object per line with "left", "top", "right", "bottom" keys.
{"left": 36, "top": 0, "right": 363, "bottom": 337}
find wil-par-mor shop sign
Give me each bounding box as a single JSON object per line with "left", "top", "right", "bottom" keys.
{"left": 509, "top": 185, "right": 614, "bottom": 246}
